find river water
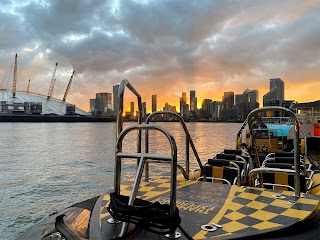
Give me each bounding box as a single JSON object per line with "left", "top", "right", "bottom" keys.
{"left": 0, "top": 121, "right": 241, "bottom": 239}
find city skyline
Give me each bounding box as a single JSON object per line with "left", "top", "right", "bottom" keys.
{"left": 0, "top": 1, "right": 320, "bottom": 112}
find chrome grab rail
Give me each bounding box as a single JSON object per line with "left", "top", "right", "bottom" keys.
{"left": 247, "top": 106, "right": 301, "bottom": 197}
{"left": 145, "top": 110, "right": 205, "bottom": 180}
{"left": 114, "top": 123, "right": 179, "bottom": 237}
{"left": 117, "top": 79, "right": 142, "bottom": 153}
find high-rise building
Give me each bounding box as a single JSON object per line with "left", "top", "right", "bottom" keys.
{"left": 95, "top": 93, "right": 112, "bottom": 116}
{"left": 152, "top": 95, "right": 157, "bottom": 112}
{"left": 201, "top": 99, "right": 213, "bottom": 118}
{"left": 142, "top": 102, "right": 147, "bottom": 119}
{"left": 243, "top": 88, "right": 259, "bottom": 109}
{"left": 90, "top": 99, "right": 95, "bottom": 115}
{"left": 130, "top": 102, "right": 134, "bottom": 116}
{"left": 212, "top": 101, "right": 222, "bottom": 120}
{"left": 113, "top": 85, "right": 119, "bottom": 115}
{"left": 222, "top": 92, "right": 234, "bottom": 109}
{"left": 182, "top": 92, "right": 187, "bottom": 104}
{"left": 190, "top": 90, "right": 197, "bottom": 112}
{"left": 235, "top": 93, "right": 250, "bottom": 120}
{"left": 263, "top": 78, "right": 284, "bottom": 106}
{"left": 180, "top": 92, "right": 188, "bottom": 116}
{"left": 163, "top": 102, "right": 170, "bottom": 111}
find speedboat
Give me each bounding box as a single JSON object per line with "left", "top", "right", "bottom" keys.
{"left": 18, "top": 80, "right": 320, "bottom": 240}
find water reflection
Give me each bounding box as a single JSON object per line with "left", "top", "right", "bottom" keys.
{"left": 0, "top": 121, "right": 241, "bottom": 239}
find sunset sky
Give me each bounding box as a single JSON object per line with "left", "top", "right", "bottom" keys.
{"left": 0, "top": 0, "right": 320, "bottom": 112}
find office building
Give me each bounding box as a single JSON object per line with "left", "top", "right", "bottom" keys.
{"left": 142, "top": 102, "right": 147, "bottom": 120}
{"left": 212, "top": 101, "right": 222, "bottom": 120}
{"left": 201, "top": 99, "right": 213, "bottom": 119}
{"left": 90, "top": 99, "right": 95, "bottom": 115}
{"left": 190, "top": 90, "right": 197, "bottom": 112}
{"left": 113, "top": 85, "right": 119, "bottom": 115}
{"left": 263, "top": 78, "right": 284, "bottom": 106}
{"left": 152, "top": 95, "right": 157, "bottom": 112}
{"left": 95, "top": 92, "right": 112, "bottom": 116}
{"left": 180, "top": 92, "right": 188, "bottom": 116}
{"left": 243, "top": 89, "right": 259, "bottom": 110}
{"left": 222, "top": 92, "right": 234, "bottom": 109}
{"left": 130, "top": 102, "right": 134, "bottom": 116}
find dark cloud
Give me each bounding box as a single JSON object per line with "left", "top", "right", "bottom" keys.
{"left": 0, "top": 0, "right": 320, "bottom": 111}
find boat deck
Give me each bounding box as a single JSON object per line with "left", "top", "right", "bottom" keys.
{"left": 90, "top": 176, "right": 320, "bottom": 239}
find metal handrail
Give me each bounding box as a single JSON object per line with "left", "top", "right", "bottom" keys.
{"left": 114, "top": 123, "right": 179, "bottom": 237}
{"left": 249, "top": 167, "right": 297, "bottom": 188}
{"left": 145, "top": 110, "right": 206, "bottom": 180}
{"left": 116, "top": 79, "right": 142, "bottom": 155}
{"left": 247, "top": 106, "right": 301, "bottom": 197}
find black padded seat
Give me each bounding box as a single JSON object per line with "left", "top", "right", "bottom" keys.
{"left": 216, "top": 153, "right": 237, "bottom": 160}
{"left": 275, "top": 151, "right": 294, "bottom": 158}
{"left": 224, "top": 149, "right": 242, "bottom": 155}
{"left": 264, "top": 163, "right": 293, "bottom": 169}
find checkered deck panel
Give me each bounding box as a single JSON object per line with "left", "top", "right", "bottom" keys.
{"left": 99, "top": 176, "right": 320, "bottom": 239}
{"left": 195, "top": 186, "right": 319, "bottom": 239}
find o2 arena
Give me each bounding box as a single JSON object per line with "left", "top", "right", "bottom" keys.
{"left": 0, "top": 54, "right": 89, "bottom": 117}
{"left": 0, "top": 54, "right": 116, "bottom": 122}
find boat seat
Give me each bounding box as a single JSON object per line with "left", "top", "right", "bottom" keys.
{"left": 223, "top": 149, "right": 242, "bottom": 155}
{"left": 197, "top": 159, "right": 240, "bottom": 185}
{"left": 215, "top": 153, "right": 249, "bottom": 182}
{"left": 223, "top": 149, "right": 252, "bottom": 165}
{"left": 263, "top": 153, "right": 313, "bottom": 180}
{"left": 253, "top": 162, "right": 309, "bottom": 192}
{"left": 259, "top": 171, "right": 306, "bottom": 192}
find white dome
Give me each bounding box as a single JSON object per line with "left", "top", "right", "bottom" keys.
{"left": 0, "top": 90, "right": 89, "bottom": 116}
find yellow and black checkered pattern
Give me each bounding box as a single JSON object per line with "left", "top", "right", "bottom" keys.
{"left": 99, "top": 176, "right": 320, "bottom": 239}
{"left": 194, "top": 186, "right": 319, "bottom": 239}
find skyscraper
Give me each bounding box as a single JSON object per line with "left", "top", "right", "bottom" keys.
{"left": 222, "top": 92, "right": 234, "bottom": 109}
{"left": 152, "top": 95, "right": 157, "bottom": 112}
{"left": 190, "top": 90, "right": 197, "bottom": 112}
{"left": 243, "top": 88, "right": 259, "bottom": 110}
{"left": 90, "top": 99, "right": 96, "bottom": 115}
{"left": 263, "top": 78, "right": 284, "bottom": 106}
{"left": 95, "top": 92, "right": 112, "bottom": 116}
{"left": 180, "top": 92, "right": 188, "bottom": 116}
{"left": 113, "top": 84, "right": 119, "bottom": 115}
{"left": 130, "top": 102, "right": 134, "bottom": 116}
{"left": 142, "top": 102, "right": 146, "bottom": 119}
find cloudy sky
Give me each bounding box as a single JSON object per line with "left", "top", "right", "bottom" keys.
{"left": 0, "top": 0, "right": 320, "bottom": 112}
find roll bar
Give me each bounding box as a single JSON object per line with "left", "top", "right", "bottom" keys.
{"left": 247, "top": 106, "right": 301, "bottom": 197}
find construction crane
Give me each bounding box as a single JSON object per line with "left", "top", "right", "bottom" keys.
{"left": 47, "top": 62, "right": 58, "bottom": 100}
{"left": 27, "top": 79, "right": 30, "bottom": 94}
{"left": 63, "top": 70, "right": 75, "bottom": 102}
{"left": 12, "top": 53, "right": 17, "bottom": 98}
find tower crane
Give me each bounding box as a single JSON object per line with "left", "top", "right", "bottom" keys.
{"left": 47, "top": 62, "right": 58, "bottom": 100}
{"left": 63, "top": 70, "right": 75, "bottom": 102}
{"left": 12, "top": 53, "right": 17, "bottom": 98}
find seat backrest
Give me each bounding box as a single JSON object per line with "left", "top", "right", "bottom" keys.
{"left": 201, "top": 159, "right": 239, "bottom": 185}
{"left": 216, "top": 153, "right": 237, "bottom": 160}
{"left": 275, "top": 151, "right": 294, "bottom": 158}
{"left": 224, "top": 149, "right": 242, "bottom": 155}
{"left": 261, "top": 172, "right": 306, "bottom": 192}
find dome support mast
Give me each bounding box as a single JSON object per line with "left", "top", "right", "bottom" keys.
{"left": 12, "top": 53, "right": 17, "bottom": 98}
{"left": 47, "top": 62, "right": 58, "bottom": 100}
{"left": 63, "top": 70, "right": 75, "bottom": 102}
